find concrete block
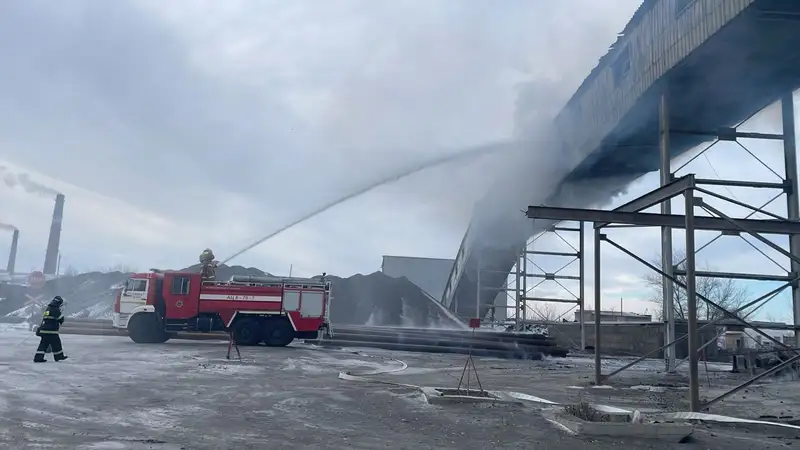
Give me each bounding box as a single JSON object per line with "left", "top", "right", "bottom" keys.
{"left": 420, "top": 387, "right": 523, "bottom": 406}
{"left": 546, "top": 404, "right": 693, "bottom": 441}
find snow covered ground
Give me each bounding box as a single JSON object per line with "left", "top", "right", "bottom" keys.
{"left": 2, "top": 327, "right": 566, "bottom": 449}
{"left": 1, "top": 327, "right": 795, "bottom": 449}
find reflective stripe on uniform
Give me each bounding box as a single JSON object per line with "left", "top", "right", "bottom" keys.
{"left": 38, "top": 330, "right": 59, "bottom": 334}
{"left": 53, "top": 350, "right": 63, "bottom": 355}
{"left": 35, "top": 351, "right": 45, "bottom": 355}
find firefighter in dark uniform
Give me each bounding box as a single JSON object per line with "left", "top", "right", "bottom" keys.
{"left": 199, "top": 248, "right": 217, "bottom": 280}
{"left": 33, "top": 296, "right": 68, "bottom": 363}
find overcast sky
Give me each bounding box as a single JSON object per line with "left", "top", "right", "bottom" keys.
{"left": 0, "top": 0, "right": 796, "bottom": 324}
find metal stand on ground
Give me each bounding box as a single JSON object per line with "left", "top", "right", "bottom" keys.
{"left": 226, "top": 331, "right": 241, "bottom": 360}
{"left": 456, "top": 319, "right": 484, "bottom": 395}
{"left": 702, "top": 346, "right": 711, "bottom": 387}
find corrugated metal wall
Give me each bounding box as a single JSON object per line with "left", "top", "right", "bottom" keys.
{"left": 557, "top": 0, "right": 754, "bottom": 162}
{"left": 385, "top": 255, "right": 508, "bottom": 320}
{"left": 441, "top": 224, "right": 472, "bottom": 307}
{"left": 382, "top": 256, "right": 455, "bottom": 302}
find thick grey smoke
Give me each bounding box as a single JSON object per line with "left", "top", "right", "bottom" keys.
{"left": 465, "top": 80, "right": 583, "bottom": 251}
{"left": 460, "top": 13, "right": 640, "bottom": 253}
{"left": 0, "top": 221, "right": 16, "bottom": 231}
{"left": 0, "top": 165, "right": 61, "bottom": 197}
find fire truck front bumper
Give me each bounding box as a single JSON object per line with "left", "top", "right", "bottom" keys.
{"left": 112, "top": 313, "right": 130, "bottom": 329}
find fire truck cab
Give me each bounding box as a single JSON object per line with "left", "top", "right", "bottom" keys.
{"left": 112, "top": 270, "right": 332, "bottom": 346}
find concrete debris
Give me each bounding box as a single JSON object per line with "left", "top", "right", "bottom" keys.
{"left": 552, "top": 403, "right": 694, "bottom": 441}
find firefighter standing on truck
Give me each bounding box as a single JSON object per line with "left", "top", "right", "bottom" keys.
{"left": 199, "top": 248, "right": 217, "bottom": 280}
{"left": 33, "top": 296, "right": 68, "bottom": 363}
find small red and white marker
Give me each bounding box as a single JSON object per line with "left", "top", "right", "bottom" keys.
{"left": 27, "top": 271, "right": 46, "bottom": 290}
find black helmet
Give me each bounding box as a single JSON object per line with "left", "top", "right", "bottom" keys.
{"left": 49, "top": 296, "right": 64, "bottom": 307}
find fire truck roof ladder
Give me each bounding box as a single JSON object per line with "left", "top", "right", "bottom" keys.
{"left": 229, "top": 275, "right": 325, "bottom": 285}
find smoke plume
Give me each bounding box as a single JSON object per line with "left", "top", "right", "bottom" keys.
{"left": 0, "top": 165, "right": 61, "bottom": 197}
{"left": 460, "top": 7, "right": 642, "bottom": 253}
{"left": 0, "top": 221, "right": 16, "bottom": 231}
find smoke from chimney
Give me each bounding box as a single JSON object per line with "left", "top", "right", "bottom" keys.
{"left": 0, "top": 221, "right": 15, "bottom": 231}
{"left": 7, "top": 229, "right": 18, "bottom": 274}
{"left": 43, "top": 194, "right": 65, "bottom": 275}
{"left": 0, "top": 165, "right": 61, "bottom": 198}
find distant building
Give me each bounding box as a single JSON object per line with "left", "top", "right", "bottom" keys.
{"left": 380, "top": 255, "right": 507, "bottom": 321}
{"left": 574, "top": 310, "right": 652, "bottom": 323}
{"left": 723, "top": 327, "right": 793, "bottom": 350}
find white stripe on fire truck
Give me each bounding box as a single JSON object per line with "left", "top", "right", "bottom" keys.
{"left": 198, "top": 294, "right": 282, "bottom": 302}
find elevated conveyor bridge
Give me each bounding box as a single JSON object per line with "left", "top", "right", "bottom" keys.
{"left": 442, "top": 0, "right": 800, "bottom": 330}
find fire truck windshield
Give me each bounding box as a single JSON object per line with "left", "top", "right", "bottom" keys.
{"left": 124, "top": 278, "right": 147, "bottom": 293}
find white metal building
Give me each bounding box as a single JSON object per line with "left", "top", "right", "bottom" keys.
{"left": 381, "top": 255, "right": 507, "bottom": 321}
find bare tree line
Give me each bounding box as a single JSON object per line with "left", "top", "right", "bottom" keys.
{"left": 644, "top": 249, "right": 750, "bottom": 321}
{"left": 527, "top": 302, "right": 572, "bottom": 322}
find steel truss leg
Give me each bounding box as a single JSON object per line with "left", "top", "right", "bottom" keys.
{"left": 515, "top": 251, "right": 522, "bottom": 332}
{"left": 684, "top": 192, "right": 700, "bottom": 411}
{"left": 782, "top": 94, "right": 800, "bottom": 349}
{"left": 579, "top": 221, "right": 586, "bottom": 351}
{"left": 514, "top": 224, "right": 584, "bottom": 340}
{"left": 660, "top": 91, "right": 676, "bottom": 373}
{"left": 594, "top": 228, "right": 602, "bottom": 385}
{"left": 476, "top": 256, "right": 482, "bottom": 321}
{"left": 522, "top": 247, "right": 528, "bottom": 325}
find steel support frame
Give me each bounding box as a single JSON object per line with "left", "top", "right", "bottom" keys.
{"left": 526, "top": 90, "right": 800, "bottom": 412}
{"left": 510, "top": 223, "right": 585, "bottom": 347}
{"left": 659, "top": 92, "right": 677, "bottom": 372}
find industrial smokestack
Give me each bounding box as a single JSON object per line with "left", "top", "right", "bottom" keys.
{"left": 43, "top": 193, "right": 64, "bottom": 275}
{"left": 6, "top": 229, "right": 18, "bottom": 274}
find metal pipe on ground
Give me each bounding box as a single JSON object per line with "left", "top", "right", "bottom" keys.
{"left": 325, "top": 331, "right": 556, "bottom": 355}
{"left": 336, "top": 325, "right": 552, "bottom": 341}
{"left": 321, "top": 327, "right": 568, "bottom": 357}
{"left": 335, "top": 326, "right": 556, "bottom": 346}
{"left": 57, "top": 320, "right": 568, "bottom": 357}
{"left": 305, "top": 338, "right": 544, "bottom": 360}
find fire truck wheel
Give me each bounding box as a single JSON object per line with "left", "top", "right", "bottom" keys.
{"left": 262, "top": 318, "right": 294, "bottom": 347}
{"left": 128, "top": 313, "right": 169, "bottom": 344}
{"left": 232, "top": 318, "right": 262, "bottom": 346}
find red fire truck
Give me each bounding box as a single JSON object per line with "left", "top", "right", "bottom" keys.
{"left": 112, "top": 270, "right": 332, "bottom": 346}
